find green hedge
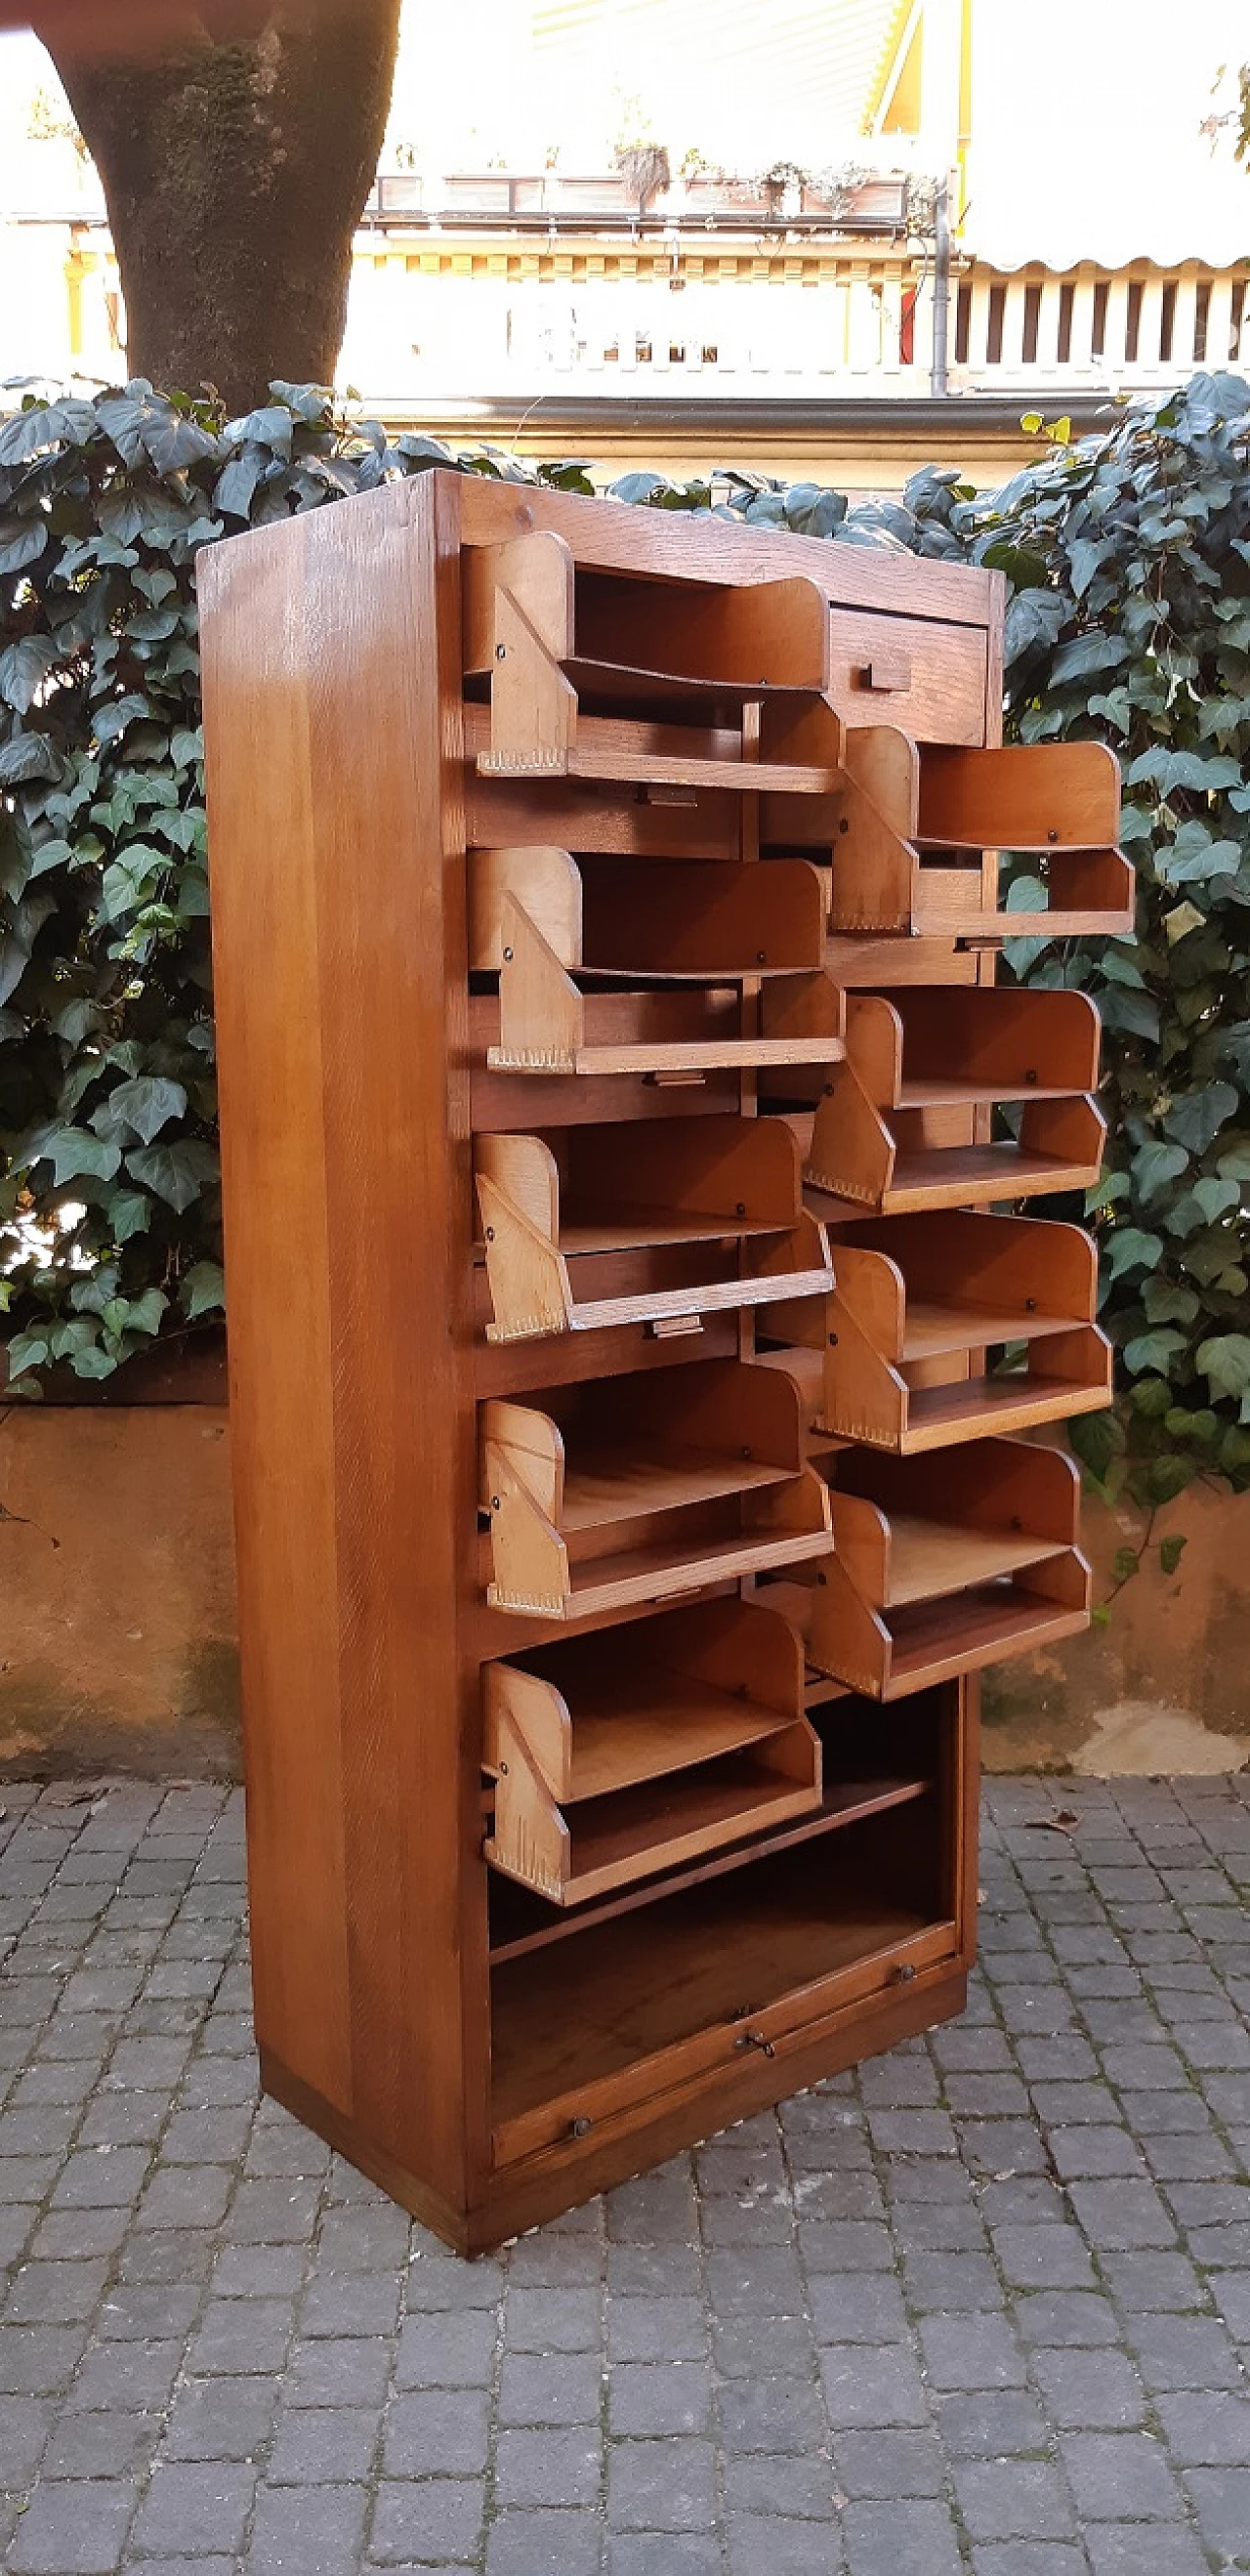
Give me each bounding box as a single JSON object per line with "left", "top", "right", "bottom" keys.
{"left": 1, "top": 372, "right": 1247, "bottom": 1509}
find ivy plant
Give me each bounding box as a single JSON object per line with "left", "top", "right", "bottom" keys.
{"left": 942, "top": 377, "right": 1250, "bottom": 1508}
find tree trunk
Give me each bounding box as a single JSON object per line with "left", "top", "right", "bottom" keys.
{"left": 37, "top": 1, "right": 401, "bottom": 416}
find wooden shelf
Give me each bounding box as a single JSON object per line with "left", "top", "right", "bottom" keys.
{"left": 481, "top": 1360, "right": 832, "bottom": 1619}
{"left": 760, "top": 1211, "right": 1113, "bottom": 1451}
{"left": 843, "top": 989, "right": 1102, "bottom": 1111}
{"left": 468, "top": 848, "right": 844, "bottom": 1076}
{"left": 795, "top": 1101, "right": 1105, "bottom": 1217}
{"left": 777, "top": 1437, "right": 1090, "bottom": 1700}
{"left": 487, "top": 1771, "right": 935, "bottom": 1962}
{"left": 483, "top": 1596, "right": 821, "bottom": 1903}
{"left": 764, "top": 734, "right": 1133, "bottom": 942}
{"left": 476, "top": 1119, "right": 834, "bottom": 1341}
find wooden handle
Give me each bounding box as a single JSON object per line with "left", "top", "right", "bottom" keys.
{"left": 854, "top": 655, "right": 912, "bottom": 694}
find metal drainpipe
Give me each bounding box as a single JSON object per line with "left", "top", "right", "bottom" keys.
{"left": 931, "top": 177, "right": 951, "bottom": 397}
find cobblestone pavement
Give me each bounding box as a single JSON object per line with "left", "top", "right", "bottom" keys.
{"left": 1, "top": 1772, "right": 1248, "bottom": 2575}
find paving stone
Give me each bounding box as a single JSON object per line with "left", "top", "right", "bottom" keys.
{"left": 605, "top": 2296, "right": 705, "bottom": 2361}
{"left": 609, "top": 2361, "right": 710, "bottom": 2435}
{"left": 1181, "top": 2465, "right": 1250, "bottom": 2555}
{"left": 161, "top": 2374, "right": 278, "bottom": 2460}
{"left": 494, "top": 2426, "right": 603, "bottom": 2507}
{"left": 395, "top": 2309, "right": 496, "bottom": 2388}
{"left": 130, "top": 2462, "right": 257, "bottom": 2557}
{"left": 843, "top": 2498, "right": 964, "bottom": 2576}
{"left": 369, "top": 2475, "right": 484, "bottom": 2564}
{"left": 606, "top": 2436, "right": 717, "bottom": 2530}
{"left": 1028, "top": 2345, "right": 1146, "bottom": 2428}
{"left": 833, "top": 2428, "right": 946, "bottom": 2497}
{"left": 1059, "top": 2429, "right": 1186, "bottom": 2520}
{"left": 1083, "top": 2531, "right": 1212, "bottom": 2576}
{"left": 820, "top": 2344, "right": 929, "bottom": 2428}
{"left": 952, "top": 2460, "right": 1075, "bottom": 2544}
{"left": 935, "top": 2391, "right": 1052, "bottom": 2459}
{"left": 727, "top": 2515, "right": 844, "bottom": 2574}
{"left": 268, "top": 2402, "right": 379, "bottom": 2483}
{"left": 247, "top": 2481, "right": 367, "bottom": 2575}
{"left": 382, "top": 2386, "right": 491, "bottom": 2475}
{"left": 1155, "top": 2387, "right": 1250, "bottom": 2464}
{"left": 6, "top": 2474, "right": 136, "bottom": 2573}
{"left": 723, "top": 2452, "right": 837, "bottom": 2517}
{"left": 919, "top": 2311, "right": 1027, "bottom": 2390}
{"left": 608, "top": 2539, "right": 723, "bottom": 2576}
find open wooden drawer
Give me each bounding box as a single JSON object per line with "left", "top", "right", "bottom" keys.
{"left": 468, "top": 844, "right": 843, "bottom": 1076}
{"left": 760, "top": 1211, "right": 1112, "bottom": 1452}
{"left": 482, "top": 1597, "right": 822, "bottom": 1904}
{"left": 480, "top": 1358, "right": 831, "bottom": 1617}
{"left": 475, "top": 1119, "right": 834, "bottom": 1341}
{"left": 761, "top": 735, "right": 1132, "bottom": 941}
{"left": 828, "top": 735, "right": 1132, "bottom": 940}
{"left": 770, "top": 1438, "right": 1090, "bottom": 1699}
{"left": 796, "top": 987, "right": 1105, "bottom": 1212}
{"left": 458, "top": 532, "right": 840, "bottom": 782}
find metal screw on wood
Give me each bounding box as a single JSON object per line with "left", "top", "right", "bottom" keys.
{"left": 495, "top": 643, "right": 507, "bottom": 659}
{"left": 570, "top": 2115, "right": 592, "bottom": 2137}
{"left": 502, "top": 947, "right": 514, "bottom": 962}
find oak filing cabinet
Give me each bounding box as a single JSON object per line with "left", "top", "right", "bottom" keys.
{"left": 197, "top": 474, "right": 1125, "bottom": 2252}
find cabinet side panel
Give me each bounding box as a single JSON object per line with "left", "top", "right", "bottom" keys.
{"left": 200, "top": 520, "right": 353, "bottom": 2114}
{"left": 200, "top": 483, "right": 473, "bottom": 2206}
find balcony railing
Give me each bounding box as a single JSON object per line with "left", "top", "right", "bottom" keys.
{"left": 361, "top": 171, "right": 911, "bottom": 235}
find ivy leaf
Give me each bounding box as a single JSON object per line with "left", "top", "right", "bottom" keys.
{"left": 181, "top": 1259, "right": 226, "bottom": 1319}
{"left": 1132, "top": 1140, "right": 1188, "bottom": 1203}
{"left": 39, "top": 1126, "right": 122, "bottom": 1187}
{"left": 103, "top": 1076, "right": 188, "bottom": 1144}
{"left": 1148, "top": 1453, "right": 1197, "bottom": 1503}
{"left": 0, "top": 634, "right": 60, "bottom": 715}
{"left": 1049, "top": 631, "right": 1130, "bottom": 685}
{"left": 92, "top": 694, "right": 151, "bottom": 747}
{"left": 124, "top": 1138, "right": 220, "bottom": 1211}
{"left": 1128, "top": 745, "right": 1244, "bottom": 794}
{"left": 1159, "top": 1535, "right": 1188, "bottom": 1576}
{"left": 0, "top": 518, "right": 48, "bottom": 575}
{"left": 1104, "top": 1227, "right": 1164, "bottom": 1279}
{"left": 103, "top": 1189, "right": 151, "bottom": 1243}
{"left": 1192, "top": 1177, "right": 1239, "bottom": 1224}
{"left": 1004, "top": 588, "right": 1063, "bottom": 666}
{"left": 1162, "top": 1083, "right": 1239, "bottom": 1153}
{"left": 1123, "top": 1329, "right": 1187, "bottom": 1375}
{"left": 0, "top": 732, "right": 58, "bottom": 785}
{"left": 1069, "top": 1408, "right": 1127, "bottom": 1486}
{"left": 1143, "top": 1277, "right": 1201, "bottom": 1326}
{"left": 1196, "top": 1333, "right": 1250, "bottom": 1400}
{"left": 5, "top": 1331, "right": 51, "bottom": 1379}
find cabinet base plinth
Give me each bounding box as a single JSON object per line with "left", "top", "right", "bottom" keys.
{"left": 261, "top": 1964, "right": 968, "bottom": 2256}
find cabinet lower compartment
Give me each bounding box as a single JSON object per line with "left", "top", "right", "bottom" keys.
{"left": 489, "top": 1713, "right": 954, "bottom": 2164}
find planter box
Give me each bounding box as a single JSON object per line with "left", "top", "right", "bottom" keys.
{"left": 2, "top": 1383, "right": 1247, "bottom": 1779}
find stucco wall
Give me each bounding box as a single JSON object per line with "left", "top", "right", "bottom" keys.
{"left": 2, "top": 1401, "right": 1247, "bottom": 1780}
{"left": 0, "top": 1404, "right": 238, "bottom": 1778}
